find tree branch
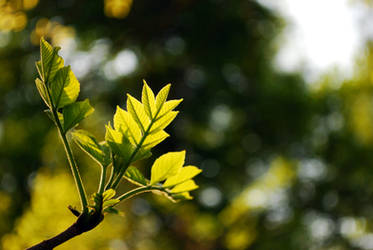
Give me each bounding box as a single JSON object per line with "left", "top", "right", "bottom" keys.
{"left": 26, "top": 212, "right": 103, "bottom": 250}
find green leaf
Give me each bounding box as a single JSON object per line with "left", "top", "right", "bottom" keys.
{"left": 150, "top": 151, "right": 185, "bottom": 185}
{"left": 142, "top": 80, "right": 156, "bottom": 119}
{"left": 103, "top": 199, "right": 120, "bottom": 208}
{"left": 35, "top": 78, "right": 51, "bottom": 107}
{"left": 124, "top": 166, "right": 148, "bottom": 186}
{"left": 172, "top": 192, "right": 193, "bottom": 201}
{"left": 71, "top": 129, "right": 110, "bottom": 167}
{"left": 163, "top": 166, "right": 202, "bottom": 187}
{"left": 158, "top": 99, "right": 183, "bottom": 118}
{"left": 103, "top": 189, "right": 116, "bottom": 201}
{"left": 50, "top": 66, "right": 80, "bottom": 108}
{"left": 103, "top": 207, "right": 121, "bottom": 214}
{"left": 150, "top": 111, "right": 178, "bottom": 134}
{"left": 155, "top": 84, "right": 171, "bottom": 110}
{"left": 40, "top": 37, "right": 64, "bottom": 82}
{"left": 63, "top": 99, "right": 94, "bottom": 132}
{"left": 142, "top": 130, "right": 169, "bottom": 149}
{"left": 114, "top": 106, "right": 141, "bottom": 145}
{"left": 35, "top": 61, "right": 43, "bottom": 80}
{"left": 170, "top": 180, "right": 198, "bottom": 193}
{"left": 43, "top": 110, "right": 64, "bottom": 127}
{"left": 105, "top": 123, "right": 134, "bottom": 162}
{"left": 127, "top": 94, "right": 150, "bottom": 133}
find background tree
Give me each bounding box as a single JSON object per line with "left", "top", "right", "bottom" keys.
{"left": 0, "top": 0, "right": 373, "bottom": 249}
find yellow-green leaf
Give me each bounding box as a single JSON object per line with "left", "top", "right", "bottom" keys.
{"left": 63, "top": 99, "right": 94, "bottom": 132}
{"left": 163, "top": 166, "right": 202, "bottom": 187}
{"left": 155, "top": 84, "right": 171, "bottom": 111}
{"left": 142, "top": 130, "right": 169, "bottom": 149}
{"left": 150, "top": 111, "right": 178, "bottom": 134}
{"left": 158, "top": 99, "right": 183, "bottom": 118}
{"left": 50, "top": 66, "right": 80, "bottom": 108}
{"left": 35, "top": 78, "right": 50, "bottom": 107}
{"left": 150, "top": 151, "right": 185, "bottom": 185}
{"left": 103, "top": 199, "right": 120, "bottom": 208}
{"left": 35, "top": 61, "right": 43, "bottom": 80}
{"left": 40, "top": 37, "right": 64, "bottom": 82}
{"left": 105, "top": 123, "right": 134, "bottom": 161}
{"left": 114, "top": 106, "right": 141, "bottom": 145}
{"left": 142, "top": 80, "right": 156, "bottom": 119}
{"left": 103, "top": 189, "right": 116, "bottom": 201}
{"left": 124, "top": 166, "right": 148, "bottom": 186}
{"left": 171, "top": 180, "right": 198, "bottom": 193}
{"left": 126, "top": 94, "right": 150, "bottom": 133}
{"left": 71, "top": 129, "right": 110, "bottom": 167}
{"left": 172, "top": 192, "right": 193, "bottom": 201}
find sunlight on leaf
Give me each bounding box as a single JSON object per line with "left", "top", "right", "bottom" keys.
{"left": 150, "top": 151, "right": 185, "bottom": 185}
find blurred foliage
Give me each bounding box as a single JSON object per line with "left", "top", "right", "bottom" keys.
{"left": 1, "top": 0, "right": 373, "bottom": 249}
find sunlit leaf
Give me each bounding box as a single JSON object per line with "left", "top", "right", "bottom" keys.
{"left": 50, "top": 66, "right": 80, "bottom": 108}
{"left": 127, "top": 94, "right": 150, "bottom": 133}
{"left": 170, "top": 180, "right": 198, "bottom": 193}
{"left": 142, "top": 80, "right": 156, "bottom": 119}
{"left": 124, "top": 166, "right": 148, "bottom": 186}
{"left": 105, "top": 123, "right": 134, "bottom": 162}
{"left": 158, "top": 99, "right": 183, "bottom": 118}
{"left": 35, "top": 78, "right": 50, "bottom": 107}
{"left": 163, "top": 166, "right": 202, "bottom": 187}
{"left": 103, "top": 189, "right": 116, "bottom": 201}
{"left": 35, "top": 61, "right": 43, "bottom": 80}
{"left": 150, "top": 151, "right": 185, "bottom": 185}
{"left": 142, "top": 130, "right": 169, "bottom": 149}
{"left": 63, "top": 99, "right": 94, "bottom": 132}
{"left": 132, "top": 148, "right": 152, "bottom": 162}
{"left": 40, "top": 37, "right": 64, "bottom": 83}
{"left": 172, "top": 192, "right": 193, "bottom": 201}
{"left": 155, "top": 84, "right": 171, "bottom": 111}
{"left": 114, "top": 106, "right": 141, "bottom": 145}
{"left": 71, "top": 129, "right": 110, "bottom": 167}
{"left": 103, "top": 199, "right": 120, "bottom": 208}
{"left": 103, "top": 207, "right": 120, "bottom": 214}
{"left": 150, "top": 111, "right": 178, "bottom": 134}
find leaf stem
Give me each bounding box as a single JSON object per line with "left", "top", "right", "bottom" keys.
{"left": 117, "top": 185, "right": 164, "bottom": 202}
{"left": 54, "top": 113, "right": 89, "bottom": 213}
{"left": 98, "top": 164, "right": 107, "bottom": 194}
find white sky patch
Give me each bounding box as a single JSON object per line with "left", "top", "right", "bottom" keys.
{"left": 257, "top": 0, "right": 372, "bottom": 82}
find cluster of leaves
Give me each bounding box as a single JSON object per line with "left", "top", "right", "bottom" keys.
{"left": 35, "top": 38, "right": 201, "bottom": 216}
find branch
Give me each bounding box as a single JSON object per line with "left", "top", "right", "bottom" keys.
{"left": 26, "top": 212, "right": 103, "bottom": 250}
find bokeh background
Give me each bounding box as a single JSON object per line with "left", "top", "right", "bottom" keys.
{"left": 1, "top": 0, "right": 373, "bottom": 249}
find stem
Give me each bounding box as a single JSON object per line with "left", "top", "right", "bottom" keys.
{"left": 55, "top": 117, "right": 88, "bottom": 213}
{"left": 104, "top": 153, "right": 116, "bottom": 190}
{"left": 117, "top": 186, "right": 165, "bottom": 202}
{"left": 98, "top": 165, "right": 107, "bottom": 194}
